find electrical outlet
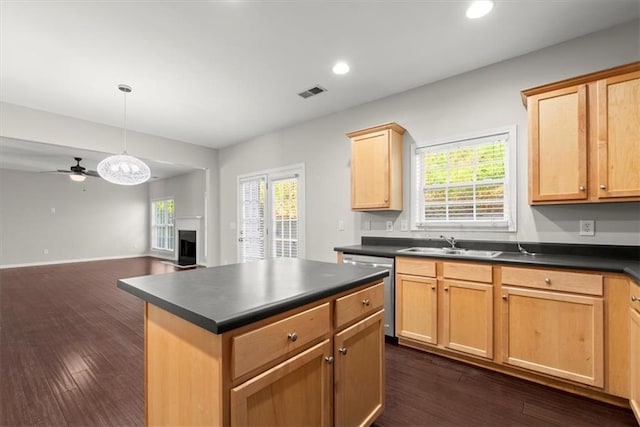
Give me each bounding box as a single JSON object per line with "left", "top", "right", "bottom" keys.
{"left": 364, "top": 220, "right": 371, "bottom": 231}
{"left": 400, "top": 219, "right": 409, "bottom": 232}
{"left": 386, "top": 221, "right": 393, "bottom": 232}
{"left": 579, "top": 220, "right": 595, "bottom": 236}
{"left": 43, "top": 249, "right": 48, "bottom": 255}
{"left": 338, "top": 220, "right": 344, "bottom": 231}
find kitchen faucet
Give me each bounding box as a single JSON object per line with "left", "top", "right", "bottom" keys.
{"left": 440, "top": 235, "right": 457, "bottom": 249}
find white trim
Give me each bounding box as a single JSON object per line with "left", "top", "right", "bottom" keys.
{"left": 411, "top": 125, "right": 517, "bottom": 232}
{"left": 0, "top": 254, "right": 151, "bottom": 270}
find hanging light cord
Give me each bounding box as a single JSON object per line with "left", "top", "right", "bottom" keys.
{"left": 123, "top": 89, "right": 128, "bottom": 154}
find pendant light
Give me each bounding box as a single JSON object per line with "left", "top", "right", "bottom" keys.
{"left": 97, "top": 84, "right": 151, "bottom": 186}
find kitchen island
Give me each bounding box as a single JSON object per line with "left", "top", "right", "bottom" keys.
{"left": 118, "top": 258, "right": 388, "bottom": 426}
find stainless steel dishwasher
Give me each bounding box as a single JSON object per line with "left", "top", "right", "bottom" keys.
{"left": 342, "top": 254, "right": 395, "bottom": 337}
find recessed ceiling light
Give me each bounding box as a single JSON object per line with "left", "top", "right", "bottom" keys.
{"left": 466, "top": 0, "right": 494, "bottom": 19}
{"left": 332, "top": 62, "right": 350, "bottom": 75}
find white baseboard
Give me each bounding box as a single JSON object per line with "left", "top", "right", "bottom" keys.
{"left": 0, "top": 254, "right": 153, "bottom": 269}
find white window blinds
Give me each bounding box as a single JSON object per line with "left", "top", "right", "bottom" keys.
{"left": 239, "top": 176, "right": 266, "bottom": 262}
{"left": 272, "top": 176, "right": 299, "bottom": 258}
{"left": 413, "top": 127, "right": 516, "bottom": 229}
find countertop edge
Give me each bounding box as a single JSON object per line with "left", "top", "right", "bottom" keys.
{"left": 335, "top": 245, "right": 640, "bottom": 283}
{"left": 118, "top": 269, "right": 389, "bottom": 334}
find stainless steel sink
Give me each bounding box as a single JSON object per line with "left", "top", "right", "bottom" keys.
{"left": 397, "top": 247, "right": 502, "bottom": 258}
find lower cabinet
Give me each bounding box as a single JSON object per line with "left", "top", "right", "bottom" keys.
{"left": 396, "top": 273, "right": 437, "bottom": 343}
{"left": 630, "top": 283, "right": 640, "bottom": 422}
{"left": 145, "top": 281, "right": 385, "bottom": 426}
{"left": 334, "top": 310, "right": 385, "bottom": 426}
{"left": 500, "top": 286, "right": 604, "bottom": 387}
{"left": 230, "top": 340, "right": 333, "bottom": 426}
{"left": 442, "top": 279, "right": 493, "bottom": 359}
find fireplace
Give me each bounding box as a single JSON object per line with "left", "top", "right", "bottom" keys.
{"left": 178, "top": 230, "right": 197, "bottom": 266}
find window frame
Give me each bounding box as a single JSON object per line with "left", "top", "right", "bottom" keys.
{"left": 151, "top": 198, "right": 175, "bottom": 252}
{"left": 237, "top": 163, "right": 305, "bottom": 262}
{"left": 410, "top": 125, "right": 517, "bottom": 232}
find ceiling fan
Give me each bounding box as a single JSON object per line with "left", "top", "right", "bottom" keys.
{"left": 44, "top": 157, "right": 101, "bottom": 182}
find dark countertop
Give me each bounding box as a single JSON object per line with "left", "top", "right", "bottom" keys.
{"left": 335, "top": 242, "right": 640, "bottom": 284}
{"left": 117, "top": 258, "right": 389, "bottom": 334}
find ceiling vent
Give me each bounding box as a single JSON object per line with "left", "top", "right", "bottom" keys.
{"left": 298, "top": 85, "right": 327, "bottom": 99}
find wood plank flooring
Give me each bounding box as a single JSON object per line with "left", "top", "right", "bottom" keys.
{"left": 1, "top": 257, "right": 636, "bottom": 426}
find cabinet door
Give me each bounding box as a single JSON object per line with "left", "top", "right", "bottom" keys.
{"left": 630, "top": 307, "right": 640, "bottom": 423}
{"left": 230, "top": 340, "right": 332, "bottom": 427}
{"left": 442, "top": 280, "right": 493, "bottom": 359}
{"left": 396, "top": 273, "right": 438, "bottom": 344}
{"left": 501, "top": 287, "right": 604, "bottom": 387}
{"left": 334, "top": 310, "right": 384, "bottom": 427}
{"left": 528, "top": 85, "right": 588, "bottom": 202}
{"left": 596, "top": 71, "right": 640, "bottom": 199}
{"left": 351, "top": 130, "right": 390, "bottom": 209}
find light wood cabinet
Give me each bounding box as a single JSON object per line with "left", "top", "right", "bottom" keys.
{"left": 145, "top": 280, "right": 384, "bottom": 426}
{"left": 230, "top": 340, "right": 332, "bottom": 426}
{"left": 396, "top": 258, "right": 493, "bottom": 359}
{"left": 334, "top": 310, "right": 385, "bottom": 427}
{"left": 500, "top": 285, "right": 604, "bottom": 387}
{"left": 347, "top": 122, "right": 405, "bottom": 211}
{"left": 523, "top": 62, "right": 640, "bottom": 204}
{"left": 442, "top": 279, "right": 493, "bottom": 359}
{"left": 396, "top": 272, "right": 438, "bottom": 344}
{"left": 629, "top": 282, "right": 640, "bottom": 422}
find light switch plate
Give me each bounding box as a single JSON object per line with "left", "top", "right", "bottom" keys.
{"left": 364, "top": 220, "right": 371, "bottom": 231}
{"left": 400, "top": 219, "right": 409, "bottom": 231}
{"left": 386, "top": 221, "right": 393, "bottom": 232}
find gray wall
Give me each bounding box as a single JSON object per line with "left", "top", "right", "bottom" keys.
{"left": 0, "top": 168, "right": 148, "bottom": 266}
{"left": 149, "top": 169, "right": 206, "bottom": 262}
{"left": 218, "top": 20, "right": 640, "bottom": 264}
{"left": 0, "top": 103, "right": 220, "bottom": 266}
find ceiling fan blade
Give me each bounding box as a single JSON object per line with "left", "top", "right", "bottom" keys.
{"left": 39, "top": 170, "right": 71, "bottom": 174}
{"left": 85, "top": 170, "right": 100, "bottom": 177}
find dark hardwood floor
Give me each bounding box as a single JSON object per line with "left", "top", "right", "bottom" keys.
{"left": 1, "top": 257, "right": 636, "bottom": 426}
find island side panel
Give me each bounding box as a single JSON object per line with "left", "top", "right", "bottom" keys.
{"left": 145, "top": 303, "right": 227, "bottom": 426}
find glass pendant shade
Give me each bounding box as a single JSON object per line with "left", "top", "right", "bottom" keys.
{"left": 69, "top": 173, "right": 86, "bottom": 182}
{"left": 98, "top": 84, "right": 151, "bottom": 186}
{"left": 97, "top": 153, "right": 151, "bottom": 186}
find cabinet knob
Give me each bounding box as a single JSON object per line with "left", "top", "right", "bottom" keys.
{"left": 362, "top": 299, "right": 371, "bottom": 306}
{"left": 632, "top": 296, "right": 638, "bottom": 302}
{"left": 599, "top": 184, "right": 607, "bottom": 190}
{"left": 544, "top": 278, "right": 551, "bottom": 284}
{"left": 339, "top": 347, "right": 348, "bottom": 355}
{"left": 444, "top": 287, "right": 449, "bottom": 292}
{"left": 287, "top": 332, "right": 298, "bottom": 342}
{"left": 431, "top": 285, "right": 436, "bottom": 290}
{"left": 502, "top": 295, "right": 508, "bottom": 300}
{"left": 579, "top": 186, "right": 585, "bottom": 191}
{"left": 324, "top": 356, "right": 334, "bottom": 364}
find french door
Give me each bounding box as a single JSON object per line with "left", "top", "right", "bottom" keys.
{"left": 238, "top": 165, "right": 305, "bottom": 262}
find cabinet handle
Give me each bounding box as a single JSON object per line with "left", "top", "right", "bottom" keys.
{"left": 599, "top": 184, "right": 607, "bottom": 190}
{"left": 339, "top": 347, "right": 348, "bottom": 355}
{"left": 362, "top": 299, "right": 371, "bottom": 306}
{"left": 287, "top": 332, "right": 298, "bottom": 342}
{"left": 632, "top": 296, "right": 638, "bottom": 302}
{"left": 325, "top": 356, "right": 334, "bottom": 364}
{"left": 579, "top": 186, "right": 585, "bottom": 191}
{"left": 502, "top": 295, "right": 508, "bottom": 300}
{"left": 544, "top": 278, "right": 551, "bottom": 284}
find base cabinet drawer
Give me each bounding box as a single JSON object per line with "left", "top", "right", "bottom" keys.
{"left": 501, "top": 286, "right": 604, "bottom": 387}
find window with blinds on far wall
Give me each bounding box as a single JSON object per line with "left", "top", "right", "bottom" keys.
{"left": 413, "top": 126, "right": 516, "bottom": 230}
{"left": 272, "top": 176, "right": 298, "bottom": 258}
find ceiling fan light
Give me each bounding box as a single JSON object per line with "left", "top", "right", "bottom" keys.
{"left": 466, "top": 0, "right": 494, "bottom": 19}
{"left": 97, "top": 154, "right": 151, "bottom": 185}
{"left": 69, "top": 173, "right": 86, "bottom": 182}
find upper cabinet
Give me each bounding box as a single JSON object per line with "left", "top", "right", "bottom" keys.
{"left": 522, "top": 62, "right": 640, "bottom": 205}
{"left": 347, "top": 122, "right": 405, "bottom": 211}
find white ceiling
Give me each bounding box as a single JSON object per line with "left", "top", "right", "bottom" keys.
{"left": 1, "top": 1, "right": 639, "bottom": 151}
